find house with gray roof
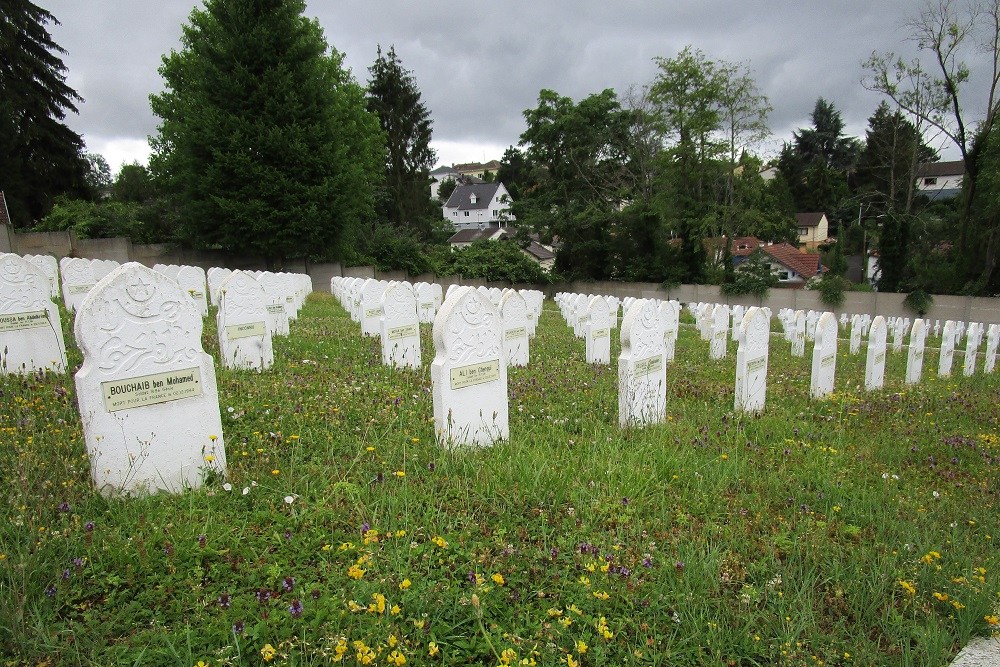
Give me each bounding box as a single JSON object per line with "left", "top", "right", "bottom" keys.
{"left": 442, "top": 182, "right": 516, "bottom": 230}
{"left": 916, "top": 160, "right": 964, "bottom": 200}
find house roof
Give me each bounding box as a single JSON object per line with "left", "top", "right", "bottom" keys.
{"left": 795, "top": 212, "right": 826, "bottom": 228}
{"left": 916, "top": 160, "right": 965, "bottom": 178}
{"left": 454, "top": 160, "right": 501, "bottom": 174}
{"left": 444, "top": 183, "right": 504, "bottom": 211}
{"left": 523, "top": 240, "right": 555, "bottom": 261}
{"left": 0, "top": 192, "right": 9, "bottom": 226}
{"left": 430, "top": 166, "right": 458, "bottom": 177}
{"left": 727, "top": 235, "right": 824, "bottom": 279}
{"left": 447, "top": 226, "right": 507, "bottom": 244}
{"left": 762, "top": 242, "right": 825, "bottom": 279}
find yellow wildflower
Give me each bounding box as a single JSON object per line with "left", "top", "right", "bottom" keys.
{"left": 492, "top": 573, "right": 505, "bottom": 586}
{"left": 428, "top": 641, "right": 440, "bottom": 657}
{"left": 261, "top": 644, "right": 277, "bottom": 662}
{"left": 400, "top": 578, "right": 412, "bottom": 590}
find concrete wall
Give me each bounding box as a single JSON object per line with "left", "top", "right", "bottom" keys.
{"left": 6, "top": 225, "right": 1000, "bottom": 324}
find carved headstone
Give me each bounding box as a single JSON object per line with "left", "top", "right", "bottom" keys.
{"left": 734, "top": 307, "right": 769, "bottom": 413}
{"left": 709, "top": 304, "right": 728, "bottom": 359}
{"left": 431, "top": 287, "right": 508, "bottom": 446}
{"left": 500, "top": 290, "right": 530, "bottom": 367}
{"left": 791, "top": 310, "right": 806, "bottom": 357}
{"left": 585, "top": 295, "right": 612, "bottom": 365}
{"left": 963, "top": 323, "right": 981, "bottom": 376}
{"left": 176, "top": 265, "right": 209, "bottom": 317}
{"left": 865, "top": 315, "right": 888, "bottom": 391}
{"left": 985, "top": 324, "right": 999, "bottom": 373}
{"left": 380, "top": 283, "right": 421, "bottom": 369}
{"left": 939, "top": 320, "right": 956, "bottom": 377}
{"left": 849, "top": 314, "right": 862, "bottom": 355}
{"left": 810, "top": 312, "right": 837, "bottom": 399}
{"left": 61, "top": 257, "right": 96, "bottom": 313}
{"left": 74, "top": 263, "right": 226, "bottom": 495}
{"left": 905, "top": 318, "right": 926, "bottom": 385}
{"left": 0, "top": 254, "right": 67, "bottom": 374}
{"left": 217, "top": 270, "right": 273, "bottom": 371}
{"left": 618, "top": 300, "right": 666, "bottom": 427}
{"left": 659, "top": 300, "right": 680, "bottom": 362}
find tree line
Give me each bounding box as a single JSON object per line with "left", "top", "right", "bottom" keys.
{"left": 3, "top": 0, "right": 1000, "bottom": 293}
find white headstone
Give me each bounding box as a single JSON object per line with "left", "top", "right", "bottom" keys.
{"left": 23, "top": 254, "right": 60, "bottom": 298}
{"left": 380, "top": 283, "right": 421, "bottom": 369}
{"left": 810, "top": 312, "right": 837, "bottom": 399}
{"left": 709, "top": 304, "right": 728, "bottom": 359}
{"left": 791, "top": 310, "right": 806, "bottom": 357}
{"left": 985, "top": 324, "right": 999, "bottom": 373}
{"left": 0, "top": 254, "right": 68, "bottom": 374}
{"left": 416, "top": 282, "right": 437, "bottom": 324}
{"left": 963, "top": 323, "right": 980, "bottom": 376}
{"left": 618, "top": 300, "right": 666, "bottom": 427}
{"left": 176, "top": 265, "right": 209, "bottom": 317}
{"left": 360, "top": 279, "right": 387, "bottom": 337}
{"left": 585, "top": 295, "right": 612, "bottom": 365}
{"left": 849, "top": 314, "right": 862, "bottom": 355}
{"left": 217, "top": 270, "right": 273, "bottom": 371}
{"left": 61, "top": 257, "right": 96, "bottom": 313}
{"left": 905, "top": 319, "right": 926, "bottom": 385}
{"left": 499, "top": 290, "right": 530, "bottom": 367}
{"left": 731, "top": 305, "right": 745, "bottom": 341}
{"left": 892, "top": 317, "right": 905, "bottom": 353}
{"left": 734, "top": 307, "right": 769, "bottom": 414}
{"left": 865, "top": 315, "right": 888, "bottom": 391}
{"left": 659, "top": 300, "right": 680, "bottom": 362}
{"left": 257, "top": 272, "right": 291, "bottom": 336}
{"left": 939, "top": 320, "right": 956, "bottom": 377}
{"left": 431, "top": 286, "right": 508, "bottom": 447}
{"left": 207, "top": 267, "right": 232, "bottom": 306}
{"left": 74, "top": 263, "right": 227, "bottom": 495}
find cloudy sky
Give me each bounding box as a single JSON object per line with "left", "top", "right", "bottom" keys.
{"left": 41, "top": 0, "right": 980, "bottom": 174}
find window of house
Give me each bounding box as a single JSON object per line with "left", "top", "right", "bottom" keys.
{"left": 452, "top": 212, "right": 458, "bottom": 217}
{"left": 777, "top": 270, "right": 791, "bottom": 281}
{"left": 798, "top": 227, "right": 808, "bottom": 236}
{"left": 464, "top": 211, "right": 470, "bottom": 217}
{"left": 924, "top": 177, "right": 938, "bottom": 186}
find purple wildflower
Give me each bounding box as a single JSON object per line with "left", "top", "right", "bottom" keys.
{"left": 218, "top": 593, "right": 231, "bottom": 609}
{"left": 288, "top": 599, "right": 303, "bottom": 618}
{"left": 283, "top": 576, "right": 295, "bottom": 592}
{"left": 84, "top": 521, "right": 95, "bottom": 532}
{"left": 45, "top": 585, "right": 56, "bottom": 598}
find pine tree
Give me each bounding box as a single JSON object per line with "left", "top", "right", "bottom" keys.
{"left": 149, "top": 0, "right": 382, "bottom": 264}
{"left": 0, "top": 1, "right": 87, "bottom": 227}
{"left": 366, "top": 46, "right": 437, "bottom": 237}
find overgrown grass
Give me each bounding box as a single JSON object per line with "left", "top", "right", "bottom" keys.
{"left": 1, "top": 293, "right": 998, "bottom": 666}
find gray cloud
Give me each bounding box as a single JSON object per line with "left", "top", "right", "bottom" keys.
{"left": 42, "top": 0, "right": 973, "bottom": 170}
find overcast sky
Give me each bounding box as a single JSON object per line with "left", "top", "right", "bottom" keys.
{"left": 41, "top": 0, "right": 982, "bottom": 174}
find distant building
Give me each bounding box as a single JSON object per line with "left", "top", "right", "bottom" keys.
{"left": 729, "top": 236, "right": 827, "bottom": 285}
{"left": 429, "top": 165, "right": 460, "bottom": 201}
{"left": 453, "top": 160, "right": 502, "bottom": 180}
{"left": 916, "top": 160, "right": 964, "bottom": 200}
{"left": 442, "top": 182, "right": 515, "bottom": 230}
{"left": 446, "top": 225, "right": 555, "bottom": 272}
{"left": 795, "top": 212, "right": 829, "bottom": 250}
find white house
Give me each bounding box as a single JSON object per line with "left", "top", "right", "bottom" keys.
{"left": 442, "top": 182, "right": 516, "bottom": 230}
{"left": 916, "top": 160, "right": 964, "bottom": 200}
{"left": 795, "top": 212, "right": 829, "bottom": 250}
{"left": 430, "top": 165, "right": 459, "bottom": 201}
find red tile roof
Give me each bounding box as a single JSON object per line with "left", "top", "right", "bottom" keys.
{"left": 762, "top": 242, "right": 824, "bottom": 279}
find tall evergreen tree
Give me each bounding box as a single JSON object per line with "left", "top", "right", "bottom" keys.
{"left": 150, "top": 0, "right": 382, "bottom": 264}
{"left": 0, "top": 1, "right": 88, "bottom": 227}
{"left": 366, "top": 45, "right": 436, "bottom": 237}
{"left": 778, "top": 98, "right": 860, "bottom": 221}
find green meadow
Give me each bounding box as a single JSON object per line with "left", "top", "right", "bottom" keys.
{"left": 1, "top": 292, "right": 999, "bottom": 666}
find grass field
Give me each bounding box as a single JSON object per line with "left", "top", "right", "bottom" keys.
{"left": 1, "top": 292, "right": 999, "bottom": 666}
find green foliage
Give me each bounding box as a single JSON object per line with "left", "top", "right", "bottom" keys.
{"left": 4, "top": 295, "right": 1000, "bottom": 666}
{"left": 720, "top": 247, "right": 779, "bottom": 298}
{"left": 149, "top": 0, "right": 382, "bottom": 263}
{"left": 35, "top": 196, "right": 166, "bottom": 244}
{"left": 811, "top": 273, "right": 850, "bottom": 308}
{"left": 0, "top": 1, "right": 88, "bottom": 226}
{"left": 366, "top": 45, "right": 437, "bottom": 237}
{"left": 903, "top": 289, "right": 934, "bottom": 316}
{"left": 435, "top": 177, "right": 457, "bottom": 205}
{"left": 343, "top": 222, "right": 431, "bottom": 276}
{"left": 432, "top": 240, "right": 549, "bottom": 284}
